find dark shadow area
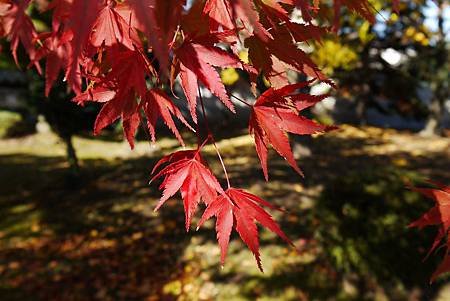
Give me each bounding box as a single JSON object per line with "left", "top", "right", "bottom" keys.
{"left": 195, "top": 131, "right": 450, "bottom": 300}
{"left": 0, "top": 154, "right": 190, "bottom": 300}
{"left": 0, "top": 127, "right": 449, "bottom": 300}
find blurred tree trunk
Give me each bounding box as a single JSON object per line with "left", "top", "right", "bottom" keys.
{"left": 421, "top": 0, "right": 448, "bottom": 136}
{"left": 355, "top": 42, "right": 370, "bottom": 125}
{"left": 27, "top": 70, "right": 83, "bottom": 177}
{"left": 63, "top": 134, "right": 80, "bottom": 176}
{"left": 355, "top": 25, "right": 375, "bottom": 125}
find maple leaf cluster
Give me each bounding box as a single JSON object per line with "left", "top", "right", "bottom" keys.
{"left": 409, "top": 183, "right": 450, "bottom": 282}
{"left": 0, "top": 0, "right": 398, "bottom": 269}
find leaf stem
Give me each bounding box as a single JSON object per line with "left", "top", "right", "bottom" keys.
{"left": 230, "top": 94, "right": 252, "bottom": 107}
{"left": 198, "top": 87, "right": 231, "bottom": 189}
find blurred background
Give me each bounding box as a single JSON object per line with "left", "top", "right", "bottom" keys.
{"left": 0, "top": 0, "right": 449, "bottom": 300}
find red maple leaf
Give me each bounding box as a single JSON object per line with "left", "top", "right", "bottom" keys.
{"left": 90, "top": 1, "right": 141, "bottom": 50}
{"left": 63, "top": 0, "right": 102, "bottom": 94}
{"left": 126, "top": 0, "right": 169, "bottom": 70}
{"left": 0, "top": 0, "right": 405, "bottom": 275}
{"left": 141, "top": 88, "right": 194, "bottom": 146}
{"left": 1, "top": 0, "right": 41, "bottom": 71}
{"left": 175, "top": 33, "right": 242, "bottom": 122}
{"left": 154, "top": 0, "right": 183, "bottom": 48}
{"left": 104, "top": 47, "right": 153, "bottom": 98}
{"left": 249, "top": 82, "right": 332, "bottom": 180}
{"left": 254, "top": 0, "right": 328, "bottom": 43}
{"left": 93, "top": 89, "right": 136, "bottom": 135}
{"left": 33, "top": 31, "right": 72, "bottom": 96}
{"left": 203, "top": 0, "right": 234, "bottom": 31}
{"left": 72, "top": 86, "right": 116, "bottom": 105}
{"left": 92, "top": 88, "right": 193, "bottom": 148}
{"left": 197, "top": 187, "right": 292, "bottom": 270}
{"left": 86, "top": 48, "right": 144, "bottom": 148}
{"left": 409, "top": 182, "right": 450, "bottom": 282}
{"left": 392, "top": 0, "right": 400, "bottom": 14}
{"left": 235, "top": 0, "right": 272, "bottom": 41}
{"left": 203, "top": 0, "right": 271, "bottom": 41}
{"left": 332, "top": 0, "right": 376, "bottom": 30}
{"left": 245, "top": 32, "right": 331, "bottom": 88}
{"left": 151, "top": 147, "right": 224, "bottom": 231}
{"left": 290, "top": 0, "right": 316, "bottom": 23}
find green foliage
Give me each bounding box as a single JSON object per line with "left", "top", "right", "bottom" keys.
{"left": 0, "top": 111, "right": 21, "bottom": 138}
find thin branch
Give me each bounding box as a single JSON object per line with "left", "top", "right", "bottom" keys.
{"left": 198, "top": 87, "right": 231, "bottom": 188}
{"left": 231, "top": 93, "right": 252, "bottom": 107}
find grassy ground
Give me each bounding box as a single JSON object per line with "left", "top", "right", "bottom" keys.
{"left": 0, "top": 125, "right": 449, "bottom": 300}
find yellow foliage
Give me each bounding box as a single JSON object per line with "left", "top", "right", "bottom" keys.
{"left": 312, "top": 40, "right": 359, "bottom": 75}
{"left": 358, "top": 21, "right": 375, "bottom": 44}
{"left": 262, "top": 76, "right": 271, "bottom": 87}
{"left": 238, "top": 50, "right": 249, "bottom": 64}
{"left": 404, "top": 26, "right": 429, "bottom": 46}
{"left": 405, "top": 26, "right": 416, "bottom": 38}
{"left": 220, "top": 68, "right": 240, "bottom": 86}
{"left": 390, "top": 13, "right": 399, "bottom": 22}
{"left": 162, "top": 280, "right": 182, "bottom": 295}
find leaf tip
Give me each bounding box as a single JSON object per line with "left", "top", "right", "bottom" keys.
{"left": 325, "top": 125, "right": 339, "bottom": 132}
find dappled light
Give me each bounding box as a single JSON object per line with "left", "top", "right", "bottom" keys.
{"left": 1, "top": 0, "right": 449, "bottom": 300}
{"left": 0, "top": 125, "right": 449, "bottom": 300}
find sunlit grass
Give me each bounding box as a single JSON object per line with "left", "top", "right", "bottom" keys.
{"left": 0, "top": 126, "right": 449, "bottom": 300}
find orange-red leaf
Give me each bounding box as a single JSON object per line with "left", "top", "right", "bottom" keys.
{"left": 1, "top": 0, "right": 40, "bottom": 71}
{"left": 249, "top": 82, "right": 331, "bottom": 180}
{"left": 126, "top": 0, "right": 169, "bottom": 70}
{"left": 198, "top": 187, "right": 292, "bottom": 269}
{"left": 176, "top": 36, "right": 242, "bottom": 119}
{"left": 90, "top": 2, "right": 140, "bottom": 49}
{"left": 204, "top": 0, "right": 234, "bottom": 31}
{"left": 151, "top": 148, "right": 224, "bottom": 231}
{"left": 409, "top": 183, "right": 450, "bottom": 282}
{"left": 65, "top": 0, "right": 101, "bottom": 94}
{"left": 142, "top": 89, "right": 194, "bottom": 145}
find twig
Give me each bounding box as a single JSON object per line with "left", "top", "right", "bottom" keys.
{"left": 198, "top": 87, "right": 231, "bottom": 188}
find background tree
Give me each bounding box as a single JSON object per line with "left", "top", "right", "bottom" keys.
{"left": 1, "top": 1, "right": 100, "bottom": 176}
{"left": 312, "top": 0, "right": 448, "bottom": 133}
{"left": 2, "top": 0, "right": 448, "bottom": 280}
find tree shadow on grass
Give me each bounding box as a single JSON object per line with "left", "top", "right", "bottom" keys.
{"left": 0, "top": 129, "right": 449, "bottom": 300}
{"left": 0, "top": 154, "right": 191, "bottom": 300}
{"left": 196, "top": 133, "right": 450, "bottom": 300}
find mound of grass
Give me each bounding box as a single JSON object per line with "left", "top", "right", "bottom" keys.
{"left": 0, "top": 111, "right": 21, "bottom": 138}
